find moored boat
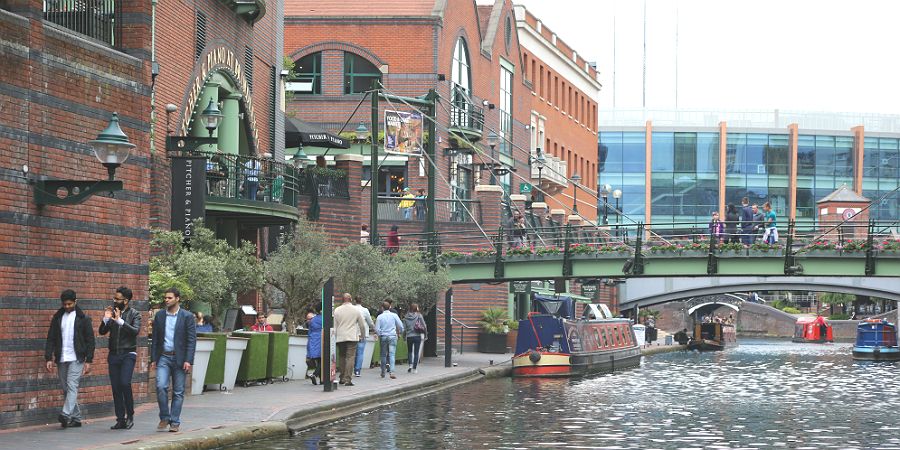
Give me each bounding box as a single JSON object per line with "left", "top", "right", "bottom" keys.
{"left": 512, "top": 295, "right": 641, "bottom": 377}
{"left": 687, "top": 322, "right": 737, "bottom": 351}
{"left": 852, "top": 319, "right": 900, "bottom": 361}
{"left": 792, "top": 316, "right": 834, "bottom": 343}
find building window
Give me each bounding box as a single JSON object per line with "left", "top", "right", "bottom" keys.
{"left": 504, "top": 16, "right": 513, "bottom": 52}
{"left": 244, "top": 46, "right": 254, "bottom": 93}
{"left": 451, "top": 37, "right": 472, "bottom": 128}
{"left": 195, "top": 11, "right": 207, "bottom": 61}
{"left": 294, "top": 52, "right": 322, "bottom": 95}
{"left": 344, "top": 52, "right": 381, "bottom": 94}
{"left": 499, "top": 64, "right": 513, "bottom": 156}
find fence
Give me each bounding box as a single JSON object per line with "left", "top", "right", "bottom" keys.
{"left": 297, "top": 171, "right": 349, "bottom": 199}
{"left": 376, "top": 196, "right": 481, "bottom": 223}
{"left": 43, "top": 0, "right": 122, "bottom": 48}
{"left": 194, "top": 151, "right": 300, "bottom": 207}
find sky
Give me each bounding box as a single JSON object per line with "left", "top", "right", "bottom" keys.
{"left": 511, "top": 0, "right": 900, "bottom": 115}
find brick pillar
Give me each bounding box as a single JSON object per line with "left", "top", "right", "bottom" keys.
{"left": 335, "top": 154, "right": 364, "bottom": 240}
{"left": 475, "top": 184, "right": 505, "bottom": 231}
{"left": 508, "top": 194, "right": 527, "bottom": 214}
{"left": 550, "top": 208, "right": 566, "bottom": 224}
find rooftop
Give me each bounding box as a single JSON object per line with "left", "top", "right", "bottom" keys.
{"left": 284, "top": 0, "right": 436, "bottom": 17}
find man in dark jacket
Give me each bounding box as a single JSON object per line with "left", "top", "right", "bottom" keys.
{"left": 99, "top": 286, "right": 141, "bottom": 430}
{"left": 150, "top": 287, "right": 196, "bottom": 433}
{"left": 44, "top": 289, "right": 95, "bottom": 429}
{"left": 739, "top": 196, "right": 754, "bottom": 245}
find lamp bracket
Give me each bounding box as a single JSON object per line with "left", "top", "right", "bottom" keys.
{"left": 34, "top": 179, "right": 123, "bottom": 206}
{"left": 166, "top": 136, "right": 219, "bottom": 153}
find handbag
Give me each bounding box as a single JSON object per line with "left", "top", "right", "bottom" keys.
{"left": 413, "top": 315, "right": 427, "bottom": 333}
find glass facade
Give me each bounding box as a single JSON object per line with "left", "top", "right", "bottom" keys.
{"left": 862, "top": 136, "right": 900, "bottom": 221}
{"left": 599, "top": 127, "right": 898, "bottom": 231}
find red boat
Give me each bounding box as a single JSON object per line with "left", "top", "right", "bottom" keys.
{"left": 792, "top": 316, "right": 834, "bottom": 343}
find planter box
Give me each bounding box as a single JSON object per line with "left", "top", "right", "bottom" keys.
{"left": 266, "top": 332, "right": 289, "bottom": 381}
{"left": 798, "top": 249, "right": 840, "bottom": 257}
{"left": 477, "top": 332, "right": 507, "bottom": 354}
{"left": 506, "top": 330, "right": 518, "bottom": 353}
{"left": 287, "top": 336, "right": 308, "bottom": 380}
{"left": 748, "top": 249, "right": 784, "bottom": 257}
{"left": 190, "top": 337, "right": 216, "bottom": 395}
{"left": 223, "top": 336, "right": 248, "bottom": 391}
{"left": 233, "top": 331, "right": 270, "bottom": 385}
{"left": 370, "top": 336, "right": 409, "bottom": 366}
{"left": 199, "top": 332, "right": 227, "bottom": 386}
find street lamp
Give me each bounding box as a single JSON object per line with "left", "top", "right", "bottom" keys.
{"left": 199, "top": 98, "right": 223, "bottom": 137}
{"left": 165, "top": 100, "right": 223, "bottom": 153}
{"left": 599, "top": 183, "right": 611, "bottom": 225}
{"left": 533, "top": 148, "right": 546, "bottom": 202}
{"left": 33, "top": 112, "right": 135, "bottom": 206}
{"left": 571, "top": 172, "right": 581, "bottom": 215}
{"left": 354, "top": 121, "right": 369, "bottom": 143}
{"left": 486, "top": 131, "right": 499, "bottom": 184}
{"left": 613, "top": 188, "right": 622, "bottom": 237}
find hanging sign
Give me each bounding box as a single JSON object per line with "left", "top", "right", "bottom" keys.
{"left": 384, "top": 110, "right": 423, "bottom": 155}
{"left": 170, "top": 156, "right": 207, "bottom": 244}
{"left": 511, "top": 281, "right": 530, "bottom": 294}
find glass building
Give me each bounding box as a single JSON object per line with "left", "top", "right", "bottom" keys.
{"left": 599, "top": 115, "right": 900, "bottom": 232}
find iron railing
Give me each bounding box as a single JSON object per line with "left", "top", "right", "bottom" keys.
{"left": 376, "top": 196, "right": 481, "bottom": 223}
{"left": 436, "top": 307, "right": 477, "bottom": 355}
{"left": 193, "top": 151, "right": 299, "bottom": 208}
{"left": 43, "top": 0, "right": 122, "bottom": 48}
{"left": 297, "top": 171, "right": 349, "bottom": 198}
{"left": 449, "top": 85, "right": 484, "bottom": 133}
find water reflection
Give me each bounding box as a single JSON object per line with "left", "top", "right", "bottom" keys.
{"left": 230, "top": 340, "right": 900, "bottom": 449}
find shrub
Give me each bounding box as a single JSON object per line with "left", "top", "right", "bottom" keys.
{"left": 718, "top": 242, "right": 744, "bottom": 252}
{"left": 880, "top": 239, "right": 900, "bottom": 251}
{"left": 471, "top": 248, "right": 496, "bottom": 258}
{"left": 828, "top": 313, "right": 852, "bottom": 320}
{"left": 507, "top": 246, "right": 534, "bottom": 256}
{"left": 569, "top": 243, "right": 596, "bottom": 254}
{"left": 477, "top": 307, "right": 508, "bottom": 334}
{"left": 535, "top": 246, "right": 562, "bottom": 256}
{"left": 750, "top": 242, "right": 782, "bottom": 252}
{"left": 782, "top": 307, "right": 802, "bottom": 314}
{"left": 804, "top": 240, "right": 836, "bottom": 251}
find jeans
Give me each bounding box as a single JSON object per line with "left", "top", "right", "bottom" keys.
{"left": 57, "top": 360, "right": 84, "bottom": 421}
{"left": 336, "top": 341, "right": 357, "bottom": 384}
{"left": 354, "top": 339, "right": 367, "bottom": 374}
{"left": 406, "top": 335, "right": 422, "bottom": 369}
{"left": 379, "top": 335, "right": 398, "bottom": 375}
{"left": 108, "top": 352, "right": 136, "bottom": 421}
{"left": 741, "top": 227, "right": 754, "bottom": 245}
{"left": 245, "top": 180, "right": 258, "bottom": 200}
{"left": 403, "top": 207, "right": 413, "bottom": 220}
{"left": 156, "top": 354, "right": 186, "bottom": 425}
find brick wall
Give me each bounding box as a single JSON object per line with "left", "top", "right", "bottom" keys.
{"left": 0, "top": 0, "right": 153, "bottom": 428}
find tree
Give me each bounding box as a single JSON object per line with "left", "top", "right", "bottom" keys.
{"left": 333, "top": 243, "right": 393, "bottom": 309}
{"left": 264, "top": 219, "right": 335, "bottom": 333}
{"left": 383, "top": 250, "right": 449, "bottom": 314}
{"left": 150, "top": 221, "right": 265, "bottom": 319}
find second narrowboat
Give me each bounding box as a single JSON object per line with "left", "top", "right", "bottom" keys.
{"left": 687, "top": 322, "right": 737, "bottom": 351}
{"left": 852, "top": 319, "right": 900, "bottom": 361}
{"left": 792, "top": 316, "right": 834, "bottom": 343}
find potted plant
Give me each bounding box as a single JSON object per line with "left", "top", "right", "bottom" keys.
{"left": 476, "top": 307, "right": 509, "bottom": 353}
{"left": 505, "top": 319, "right": 519, "bottom": 352}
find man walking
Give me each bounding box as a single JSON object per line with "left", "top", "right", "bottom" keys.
{"left": 99, "top": 286, "right": 141, "bottom": 430}
{"left": 333, "top": 294, "right": 366, "bottom": 386}
{"left": 349, "top": 294, "right": 375, "bottom": 377}
{"left": 739, "top": 197, "right": 755, "bottom": 245}
{"left": 44, "top": 289, "right": 95, "bottom": 429}
{"left": 375, "top": 301, "right": 404, "bottom": 379}
{"left": 150, "top": 288, "right": 196, "bottom": 433}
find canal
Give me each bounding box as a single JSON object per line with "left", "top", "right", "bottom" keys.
{"left": 232, "top": 340, "right": 900, "bottom": 449}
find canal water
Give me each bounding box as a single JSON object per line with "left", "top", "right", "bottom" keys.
{"left": 233, "top": 340, "right": 900, "bottom": 449}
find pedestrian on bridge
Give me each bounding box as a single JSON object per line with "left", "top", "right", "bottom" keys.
{"left": 740, "top": 197, "right": 755, "bottom": 245}
{"left": 762, "top": 202, "right": 778, "bottom": 244}
{"left": 725, "top": 204, "right": 740, "bottom": 244}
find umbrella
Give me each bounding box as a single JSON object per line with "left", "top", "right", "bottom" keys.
{"left": 284, "top": 118, "right": 350, "bottom": 149}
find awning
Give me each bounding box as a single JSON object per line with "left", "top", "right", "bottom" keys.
{"left": 285, "top": 118, "right": 350, "bottom": 149}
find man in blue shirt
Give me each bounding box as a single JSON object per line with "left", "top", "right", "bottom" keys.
{"left": 374, "top": 301, "right": 404, "bottom": 379}
{"left": 150, "top": 288, "right": 196, "bottom": 433}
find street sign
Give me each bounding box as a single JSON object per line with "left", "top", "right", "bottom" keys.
{"left": 581, "top": 284, "right": 598, "bottom": 298}
{"left": 511, "top": 280, "right": 530, "bottom": 294}
{"left": 519, "top": 183, "right": 532, "bottom": 194}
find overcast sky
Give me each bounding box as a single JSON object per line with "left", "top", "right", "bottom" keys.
{"left": 511, "top": 0, "right": 900, "bottom": 115}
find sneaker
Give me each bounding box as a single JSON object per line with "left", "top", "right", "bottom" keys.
{"left": 66, "top": 419, "right": 82, "bottom": 428}
{"left": 111, "top": 421, "right": 126, "bottom": 430}
{"left": 125, "top": 417, "right": 134, "bottom": 430}
{"left": 311, "top": 375, "right": 318, "bottom": 386}
{"left": 407, "top": 367, "right": 412, "bottom": 373}
{"left": 389, "top": 373, "right": 396, "bottom": 379}
{"left": 58, "top": 414, "right": 68, "bottom": 428}
{"left": 169, "top": 423, "right": 180, "bottom": 433}
{"left": 413, "top": 369, "right": 418, "bottom": 374}
{"left": 344, "top": 381, "right": 355, "bottom": 387}
{"left": 354, "top": 370, "right": 360, "bottom": 377}
{"left": 157, "top": 420, "right": 169, "bottom": 431}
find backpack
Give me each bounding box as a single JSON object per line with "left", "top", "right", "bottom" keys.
{"left": 413, "top": 315, "right": 427, "bottom": 333}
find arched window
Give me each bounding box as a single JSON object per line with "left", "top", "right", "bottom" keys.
{"left": 293, "top": 52, "right": 322, "bottom": 94}
{"left": 450, "top": 37, "right": 472, "bottom": 127}
{"left": 344, "top": 52, "right": 381, "bottom": 94}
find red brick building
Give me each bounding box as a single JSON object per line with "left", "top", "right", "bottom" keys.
{"left": 283, "top": 0, "right": 536, "bottom": 348}
{"left": 0, "top": 0, "right": 153, "bottom": 428}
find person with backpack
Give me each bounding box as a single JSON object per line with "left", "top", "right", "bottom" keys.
{"left": 402, "top": 303, "right": 427, "bottom": 374}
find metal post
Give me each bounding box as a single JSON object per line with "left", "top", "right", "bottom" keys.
{"left": 321, "top": 278, "right": 336, "bottom": 392}
{"left": 444, "top": 288, "right": 452, "bottom": 368}
{"left": 426, "top": 89, "right": 437, "bottom": 269}
{"left": 369, "top": 80, "right": 380, "bottom": 246}
{"left": 602, "top": 195, "right": 608, "bottom": 225}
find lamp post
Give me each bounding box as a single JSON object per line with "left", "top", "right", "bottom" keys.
{"left": 486, "top": 131, "right": 499, "bottom": 185}
{"left": 355, "top": 121, "right": 368, "bottom": 143}
{"left": 34, "top": 112, "right": 135, "bottom": 205}
{"left": 600, "top": 183, "right": 611, "bottom": 225}
{"left": 613, "top": 188, "right": 622, "bottom": 237}
{"left": 165, "top": 99, "right": 223, "bottom": 153}
{"left": 533, "top": 148, "right": 546, "bottom": 202}
{"left": 571, "top": 172, "right": 581, "bottom": 215}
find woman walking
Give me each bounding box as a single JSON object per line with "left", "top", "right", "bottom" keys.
{"left": 305, "top": 306, "right": 322, "bottom": 385}
{"left": 403, "top": 304, "right": 427, "bottom": 374}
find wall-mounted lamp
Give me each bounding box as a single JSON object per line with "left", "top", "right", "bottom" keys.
{"left": 354, "top": 121, "right": 369, "bottom": 143}
{"left": 482, "top": 99, "right": 496, "bottom": 110}
{"left": 34, "top": 113, "right": 135, "bottom": 206}
{"left": 166, "top": 98, "right": 223, "bottom": 153}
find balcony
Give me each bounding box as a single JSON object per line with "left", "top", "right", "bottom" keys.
{"left": 43, "top": 0, "right": 122, "bottom": 48}
{"left": 376, "top": 196, "right": 482, "bottom": 224}
{"left": 531, "top": 153, "right": 568, "bottom": 195}
{"left": 449, "top": 85, "right": 484, "bottom": 142}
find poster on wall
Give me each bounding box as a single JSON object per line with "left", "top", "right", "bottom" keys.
{"left": 170, "top": 156, "right": 207, "bottom": 245}
{"left": 384, "top": 110, "right": 424, "bottom": 155}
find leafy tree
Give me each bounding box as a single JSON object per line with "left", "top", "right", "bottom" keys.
{"left": 148, "top": 264, "right": 193, "bottom": 310}
{"left": 333, "top": 243, "right": 392, "bottom": 309}
{"left": 383, "top": 250, "right": 449, "bottom": 314}
{"left": 264, "top": 219, "right": 335, "bottom": 333}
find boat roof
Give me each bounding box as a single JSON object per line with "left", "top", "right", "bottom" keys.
{"left": 796, "top": 316, "right": 830, "bottom": 325}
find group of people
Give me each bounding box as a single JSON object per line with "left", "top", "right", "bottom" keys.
{"left": 45, "top": 287, "right": 196, "bottom": 433}
{"left": 701, "top": 313, "right": 735, "bottom": 325}
{"left": 304, "top": 294, "right": 428, "bottom": 387}
{"left": 709, "top": 197, "right": 778, "bottom": 245}
{"left": 397, "top": 187, "right": 427, "bottom": 220}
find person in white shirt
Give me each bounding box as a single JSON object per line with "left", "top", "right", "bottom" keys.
{"left": 349, "top": 294, "right": 375, "bottom": 377}
{"left": 44, "top": 290, "right": 95, "bottom": 429}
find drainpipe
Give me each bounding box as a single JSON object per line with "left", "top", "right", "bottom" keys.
{"left": 150, "top": 0, "right": 158, "bottom": 154}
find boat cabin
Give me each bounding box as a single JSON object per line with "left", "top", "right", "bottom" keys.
{"left": 793, "top": 316, "right": 834, "bottom": 343}
{"left": 853, "top": 319, "right": 900, "bottom": 361}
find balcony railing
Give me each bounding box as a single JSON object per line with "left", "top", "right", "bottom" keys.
{"left": 197, "top": 151, "right": 299, "bottom": 208}
{"left": 449, "top": 85, "right": 484, "bottom": 134}
{"left": 43, "top": 0, "right": 122, "bottom": 48}
{"left": 531, "top": 154, "right": 568, "bottom": 189}
{"left": 377, "top": 196, "right": 481, "bottom": 223}
{"left": 297, "top": 171, "right": 349, "bottom": 199}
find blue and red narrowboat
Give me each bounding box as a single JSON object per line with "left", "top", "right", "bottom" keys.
{"left": 792, "top": 316, "right": 834, "bottom": 343}
{"left": 852, "top": 318, "right": 900, "bottom": 361}
{"left": 512, "top": 294, "right": 642, "bottom": 377}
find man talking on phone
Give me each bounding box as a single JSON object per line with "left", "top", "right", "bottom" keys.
{"left": 99, "top": 286, "right": 141, "bottom": 430}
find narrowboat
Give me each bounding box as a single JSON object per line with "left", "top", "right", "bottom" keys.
{"left": 852, "top": 319, "right": 900, "bottom": 361}
{"left": 687, "top": 322, "right": 737, "bottom": 351}
{"left": 792, "top": 316, "right": 834, "bottom": 343}
{"left": 512, "top": 294, "right": 642, "bottom": 377}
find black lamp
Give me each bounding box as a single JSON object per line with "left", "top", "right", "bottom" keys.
{"left": 571, "top": 172, "right": 581, "bottom": 215}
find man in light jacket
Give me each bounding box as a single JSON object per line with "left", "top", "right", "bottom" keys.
{"left": 348, "top": 294, "right": 375, "bottom": 377}
{"left": 374, "top": 301, "right": 405, "bottom": 379}
{"left": 333, "top": 294, "right": 366, "bottom": 386}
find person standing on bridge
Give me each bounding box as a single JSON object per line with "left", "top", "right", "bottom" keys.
{"left": 724, "top": 204, "right": 740, "bottom": 244}
{"left": 708, "top": 212, "right": 724, "bottom": 243}
{"left": 761, "top": 202, "right": 778, "bottom": 244}
{"left": 740, "top": 197, "right": 755, "bottom": 245}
